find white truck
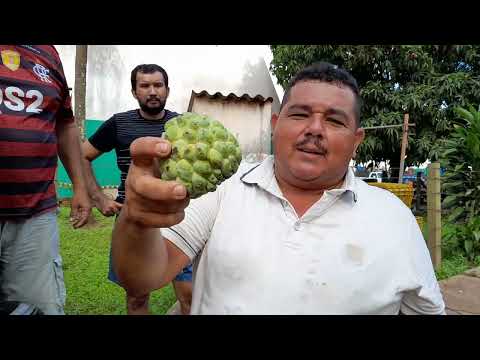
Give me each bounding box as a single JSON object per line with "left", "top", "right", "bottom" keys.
{"left": 367, "top": 171, "right": 383, "bottom": 182}
{"left": 357, "top": 171, "right": 384, "bottom": 183}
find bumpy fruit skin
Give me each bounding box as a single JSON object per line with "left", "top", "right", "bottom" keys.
{"left": 159, "top": 112, "right": 242, "bottom": 199}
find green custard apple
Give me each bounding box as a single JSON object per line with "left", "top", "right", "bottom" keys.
{"left": 159, "top": 112, "right": 242, "bottom": 199}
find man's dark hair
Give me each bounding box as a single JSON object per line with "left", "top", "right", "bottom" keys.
{"left": 131, "top": 64, "right": 169, "bottom": 90}
{"left": 280, "top": 62, "right": 362, "bottom": 126}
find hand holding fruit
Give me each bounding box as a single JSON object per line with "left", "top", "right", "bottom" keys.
{"left": 123, "top": 113, "right": 242, "bottom": 228}
{"left": 123, "top": 136, "right": 190, "bottom": 228}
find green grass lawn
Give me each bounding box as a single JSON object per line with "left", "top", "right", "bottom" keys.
{"left": 58, "top": 207, "right": 176, "bottom": 315}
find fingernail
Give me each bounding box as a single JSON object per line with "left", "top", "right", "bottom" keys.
{"left": 173, "top": 185, "right": 186, "bottom": 197}
{"left": 157, "top": 142, "right": 169, "bottom": 154}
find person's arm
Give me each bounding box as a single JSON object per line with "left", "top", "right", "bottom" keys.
{"left": 81, "top": 140, "right": 122, "bottom": 216}
{"left": 56, "top": 120, "right": 92, "bottom": 228}
{"left": 400, "top": 216, "right": 446, "bottom": 315}
{"left": 112, "top": 137, "right": 192, "bottom": 296}
{"left": 52, "top": 48, "right": 91, "bottom": 228}
{"left": 113, "top": 212, "right": 191, "bottom": 296}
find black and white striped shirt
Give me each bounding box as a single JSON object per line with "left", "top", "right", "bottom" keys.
{"left": 88, "top": 109, "right": 179, "bottom": 203}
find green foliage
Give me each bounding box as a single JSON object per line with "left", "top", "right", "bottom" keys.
{"left": 432, "top": 221, "right": 480, "bottom": 280}
{"left": 438, "top": 105, "right": 480, "bottom": 261}
{"left": 441, "top": 217, "right": 480, "bottom": 262}
{"left": 270, "top": 45, "right": 480, "bottom": 166}
{"left": 439, "top": 106, "right": 480, "bottom": 225}
{"left": 435, "top": 252, "right": 480, "bottom": 280}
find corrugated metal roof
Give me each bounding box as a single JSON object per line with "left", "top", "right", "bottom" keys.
{"left": 188, "top": 90, "right": 273, "bottom": 111}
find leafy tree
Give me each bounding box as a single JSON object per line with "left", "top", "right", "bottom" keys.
{"left": 270, "top": 45, "right": 480, "bottom": 172}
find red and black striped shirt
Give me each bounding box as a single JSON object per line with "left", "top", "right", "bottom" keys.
{"left": 0, "top": 45, "right": 74, "bottom": 219}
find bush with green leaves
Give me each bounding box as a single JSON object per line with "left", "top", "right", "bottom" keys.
{"left": 440, "top": 105, "right": 480, "bottom": 260}
{"left": 440, "top": 106, "right": 480, "bottom": 222}
{"left": 442, "top": 217, "right": 480, "bottom": 262}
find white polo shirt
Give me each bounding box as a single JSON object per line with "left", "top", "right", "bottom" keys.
{"left": 163, "top": 156, "right": 445, "bottom": 315}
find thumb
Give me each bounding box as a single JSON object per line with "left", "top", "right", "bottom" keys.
{"left": 130, "top": 137, "right": 171, "bottom": 168}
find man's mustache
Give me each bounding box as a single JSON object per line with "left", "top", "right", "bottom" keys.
{"left": 295, "top": 136, "right": 327, "bottom": 154}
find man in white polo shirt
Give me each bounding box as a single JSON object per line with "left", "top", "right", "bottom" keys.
{"left": 111, "top": 62, "right": 445, "bottom": 315}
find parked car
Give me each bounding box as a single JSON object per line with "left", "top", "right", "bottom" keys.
{"left": 357, "top": 171, "right": 385, "bottom": 183}
{"left": 368, "top": 171, "right": 383, "bottom": 182}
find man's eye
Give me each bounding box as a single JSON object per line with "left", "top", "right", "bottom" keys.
{"left": 290, "top": 113, "right": 308, "bottom": 118}
{"left": 327, "top": 118, "right": 344, "bottom": 125}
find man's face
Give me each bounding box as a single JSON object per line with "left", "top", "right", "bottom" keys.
{"left": 271, "top": 81, "right": 365, "bottom": 190}
{"left": 132, "top": 71, "right": 169, "bottom": 115}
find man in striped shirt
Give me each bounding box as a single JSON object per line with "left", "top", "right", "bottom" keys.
{"left": 0, "top": 45, "right": 91, "bottom": 314}
{"left": 81, "top": 64, "right": 192, "bottom": 315}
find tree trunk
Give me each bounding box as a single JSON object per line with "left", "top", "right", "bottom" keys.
{"left": 74, "top": 45, "right": 88, "bottom": 141}
{"left": 74, "top": 45, "right": 96, "bottom": 225}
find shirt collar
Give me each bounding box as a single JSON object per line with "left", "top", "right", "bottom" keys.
{"left": 240, "top": 155, "right": 359, "bottom": 203}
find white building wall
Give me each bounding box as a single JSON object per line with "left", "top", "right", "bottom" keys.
{"left": 190, "top": 97, "right": 272, "bottom": 157}
{"left": 55, "top": 45, "right": 283, "bottom": 121}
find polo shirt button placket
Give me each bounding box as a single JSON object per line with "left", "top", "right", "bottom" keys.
{"left": 294, "top": 220, "right": 301, "bottom": 231}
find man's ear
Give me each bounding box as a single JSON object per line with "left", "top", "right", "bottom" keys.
{"left": 166, "top": 87, "right": 170, "bottom": 98}
{"left": 271, "top": 113, "right": 279, "bottom": 132}
{"left": 131, "top": 88, "right": 138, "bottom": 100}
{"left": 353, "top": 127, "right": 365, "bottom": 156}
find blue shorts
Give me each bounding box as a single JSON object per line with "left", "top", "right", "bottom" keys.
{"left": 173, "top": 263, "right": 193, "bottom": 282}
{"left": 107, "top": 247, "right": 193, "bottom": 284}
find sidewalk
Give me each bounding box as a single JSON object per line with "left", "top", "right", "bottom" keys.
{"left": 439, "top": 267, "right": 480, "bottom": 315}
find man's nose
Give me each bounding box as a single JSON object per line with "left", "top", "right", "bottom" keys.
{"left": 305, "top": 114, "right": 327, "bottom": 136}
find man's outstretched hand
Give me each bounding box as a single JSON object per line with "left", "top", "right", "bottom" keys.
{"left": 122, "top": 136, "right": 190, "bottom": 228}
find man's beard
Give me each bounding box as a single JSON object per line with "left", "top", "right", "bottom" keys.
{"left": 139, "top": 98, "right": 166, "bottom": 116}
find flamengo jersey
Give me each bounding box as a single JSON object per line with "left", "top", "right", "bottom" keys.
{"left": 0, "top": 45, "right": 74, "bottom": 218}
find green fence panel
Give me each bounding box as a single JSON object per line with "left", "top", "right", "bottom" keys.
{"left": 57, "top": 119, "right": 120, "bottom": 199}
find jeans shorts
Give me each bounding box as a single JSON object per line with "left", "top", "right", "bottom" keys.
{"left": 0, "top": 210, "right": 65, "bottom": 315}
